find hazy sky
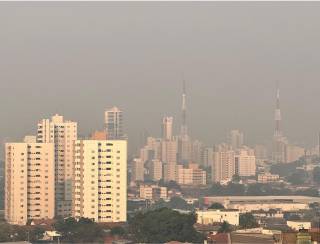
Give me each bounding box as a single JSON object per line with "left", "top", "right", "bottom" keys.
{"left": 1, "top": 2, "right": 320, "bottom": 156}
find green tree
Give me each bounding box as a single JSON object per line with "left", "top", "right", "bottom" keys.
{"left": 232, "top": 174, "right": 241, "bottom": 183}
{"left": 218, "top": 221, "right": 232, "bottom": 233}
{"left": 239, "top": 213, "right": 259, "bottom": 229}
{"left": 110, "top": 226, "right": 126, "bottom": 236}
{"left": 286, "top": 170, "right": 308, "bottom": 185}
{"left": 129, "top": 208, "right": 203, "bottom": 243}
{"left": 208, "top": 202, "right": 225, "bottom": 209}
{"left": 54, "top": 217, "right": 104, "bottom": 243}
{"left": 167, "top": 196, "right": 193, "bottom": 210}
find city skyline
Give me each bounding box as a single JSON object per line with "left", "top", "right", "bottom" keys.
{"left": 2, "top": 3, "right": 320, "bottom": 156}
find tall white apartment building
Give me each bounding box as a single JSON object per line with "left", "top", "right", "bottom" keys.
{"left": 162, "top": 117, "right": 173, "bottom": 140}
{"left": 37, "top": 114, "right": 77, "bottom": 217}
{"left": 149, "top": 159, "right": 163, "bottom": 181}
{"left": 5, "top": 142, "right": 55, "bottom": 225}
{"left": 73, "top": 140, "right": 127, "bottom": 223}
{"left": 235, "top": 148, "right": 256, "bottom": 177}
{"left": 105, "top": 107, "right": 124, "bottom": 140}
{"left": 212, "top": 145, "right": 235, "bottom": 183}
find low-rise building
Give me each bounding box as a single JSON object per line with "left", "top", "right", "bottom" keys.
{"left": 139, "top": 184, "right": 167, "bottom": 200}
{"left": 287, "top": 220, "right": 311, "bottom": 231}
{"left": 197, "top": 209, "right": 239, "bottom": 226}
{"left": 176, "top": 163, "right": 206, "bottom": 185}
{"left": 258, "top": 173, "right": 280, "bottom": 183}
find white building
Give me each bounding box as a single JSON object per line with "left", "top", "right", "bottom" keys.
{"left": 37, "top": 114, "right": 77, "bottom": 217}
{"left": 235, "top": 148, "right": 256, "bottom": 177}
{"left": 287, "top": 220, "right": 311, "bottom": 231}
{"left": 73, "top": 140, "right": 127, "bottom": 223}
{"left": 139, "top": 185, "right": 167, "bottom": 200}
{"left": 5, "top": 142, "right": 55, "bottom": 225}
{"left": 197, "top": 209, "right": 239, "bottom": 226}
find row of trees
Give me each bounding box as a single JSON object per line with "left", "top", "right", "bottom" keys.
{"left": 206, "top": 182, "right": 319, "bottom": 197}
{"left": 128, "top": 207, "right": 204, "bottom": 243}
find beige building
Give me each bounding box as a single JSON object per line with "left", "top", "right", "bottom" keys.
{"left": 149, "top": 159, "right": 163, "bottom": 181}
{"left": 139, "top": 184, "right": 167, "bottom": 200}
{"left": 163, "top": 162, "right": 177, "bottom": 182}
{"left": 37, "top": 114, "right": 77, "bottom": 217}
{"left": 192, "top": 140, "right": 204, "bottom": 165}
{"left": 235, "top": 148, "right": 256, "bottom": 177}
{"left": 258, "top": 173, "right": 280, "bottom": 183}
{"left": 73, "top": 140, "right": 127, "bottom": 223}
{"left": 197, "top": 209, "right": 239, "bottom": 226}
{"left": 131, "top": 158, "right": 144, "bottom": 182}
{"left": 286, "top": 144, "right": 305, "bottom": 163}
{"left": 5, "top": 142, "right": 55, "bottom": 225}
{"left": 140, "top": 137, "right": 162, "bottom": 162}
{"left": 176, "top": 164, "right": 206, "bottom": 185}
{"left": 212, "top": 145, "right": 235, "bottom": 183}
{"left": 161, "top": 139, "right": 177, "bottom": 164}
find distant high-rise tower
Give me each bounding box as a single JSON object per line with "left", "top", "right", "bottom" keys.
{"left": 274, "top": 87, "right": 281, "bottom": 137}
{"left": 162, "top": 117, "right": 173, "bottom": 140}
{"left": 105, "top": 107, "right": 124, "bottom": 140}
{"left": 228, "top": 130, "right": 244, "bottom": 150}
{"left": 272, "top": 86, "right": 287, "bottom": 163}
{"left": 178, "top": 80, "right": 192, "bottom": 163}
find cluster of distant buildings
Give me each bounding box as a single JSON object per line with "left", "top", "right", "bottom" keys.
{"left": 130, "top": 85, "right": 317, "bottom": 188}
{"left": 5, "top": 107, "right": 128, "bottom": 225}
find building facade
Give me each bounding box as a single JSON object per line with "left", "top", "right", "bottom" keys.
{"left": 37, "top": 114, "right": 77, "bottom": 217}
{"left": 104, "top": 107, "right": 124, "bottom": 140}
{"left": 5, "top": 142, "right": 55, "bottom": 225}
{"left": 235, "top": 148, "right": 256, "bottom": 177}
{"left": 73, "top": 140, "right": 127, "bottom": 223}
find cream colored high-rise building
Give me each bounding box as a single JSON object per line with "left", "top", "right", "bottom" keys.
{"left": 286, "top": 144, "right": 305, "bottom": 163}
{"left": 162, "top": 117, "right": 173, "bottom": 141}
{"left": 163, "top": 162, "right": 177, "bottom": 182}
{"left": 140, "top": 137, "right": 162, "bottom": 163}
{"left": 131, "top": 158, "right": 144, "bottom": 182}
{"left": 37, "top": 114, "right": 77, "bottom": 217}
{"left": 212, "top": 144, "right": 235, "bottom": 183}
{"left": 73, "top": 140, "right": 127, "bottom": 223}
{"left": 149, "top": 159, "right": 163, "bottom": 181}
{"left": 235, "top": 148, "right": 256, "bottom": 177}
{"left": 5, "top": 142, "right": 55, "bottom": 225}
{"left": 161, "top": 139, "right": 177, "bottom": 164}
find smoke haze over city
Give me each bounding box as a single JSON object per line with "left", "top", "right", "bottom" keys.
{"left": 1, "top": 2, "right": 320, "bottom": 155}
